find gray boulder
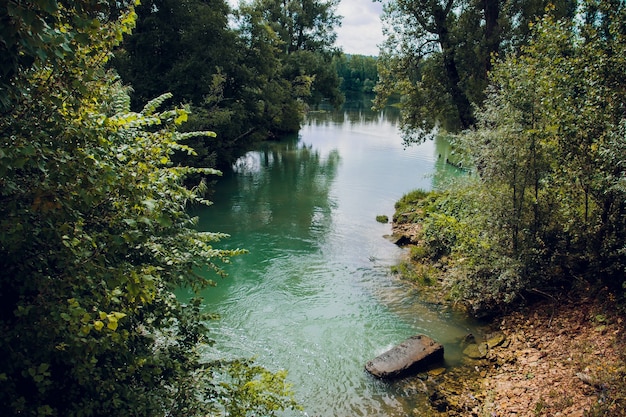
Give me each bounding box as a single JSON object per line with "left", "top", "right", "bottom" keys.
{"left": 365, "top": 335, "right": 444, "bottom": 379}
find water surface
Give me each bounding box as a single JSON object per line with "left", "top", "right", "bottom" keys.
{"left": 192, "top": 103, "right": 476, "bottom": 416}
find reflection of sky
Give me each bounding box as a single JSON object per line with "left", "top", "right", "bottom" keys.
{"left": 232, "top": 151, "right": 263, "bottom": 174}
{"left": 219, "top": 105, "right": 462, "bottom": 260}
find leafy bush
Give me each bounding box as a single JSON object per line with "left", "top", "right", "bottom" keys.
{"left": 0, "top": 3, "right": 299, "bottom": 416}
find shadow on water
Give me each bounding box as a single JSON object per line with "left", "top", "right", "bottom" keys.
{"left": 189, "top": 99, "right": 482, "bottom": 416}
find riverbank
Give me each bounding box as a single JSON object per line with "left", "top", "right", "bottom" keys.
{"left": 439, "top": 290, "right": 625, "bottom": 416}
{"left": 393, "top": 265, "right": 626, "bottom": 416}
{"left": 388, "top": 228, "right": 626, "bottom": 416}
{"left": 477, "top": 290, "right": 625, "bottom": 416}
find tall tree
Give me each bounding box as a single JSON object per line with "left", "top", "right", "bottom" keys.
{"left": 112, "top": 0, "right": 338, "bottom": 167}
{"left": 375, "top": 0, "right": 576, "bottom": 144}
{"left": 0, "top": 2, "right": 299, "bottom": 415}
{"left": 400, "top": 0, "right": 625, "bottom": 314}
{"left": 112, "top": 0, "right": 234, "bottom": 108}
{"left": 249, "top": 0, "right": 344, "bottom": 108}
{"left": 457, "top": 0, "right": 626, "bottom": 304}
{"left": 256, "top": 0, "right": 341, "bottom": 53}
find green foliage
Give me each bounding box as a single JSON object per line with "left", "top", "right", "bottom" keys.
{"left": 376, "top": 215, "right": 389, "bottom": 223}
{"left": 393, "top": 183, "right": 528, "bottom": 313}
{"left": 333, "top": 54, "right": 378, "bottom": 94}
{"left": 0, "top": 0, "right": 138, "bottom": 110}
{"left": 464, "top": 2, "right": 626, "bottom": 284}
{"left": 210, "top": 359, "right": 301, "bottom": 417}
{"left": 244, "top": 0, "right": 343, "bottom": 109}
{"left": 253, "top": 0, "right": 341, "bottom": 54}
{"left": 112, "top": 0, "right": 344, "bottom": 168}
{"left": 398, "top": 1, "right": 626, "bottom": 314}
{"left": 375, "top": 0, "right": 577, "bottom": 144}
{"left": 0, "top": 3, "right": 299, "bottom": 416}
{"left": 393, "top": 189, "right": 430, "bottom": 220}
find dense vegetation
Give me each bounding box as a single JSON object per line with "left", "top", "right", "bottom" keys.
{"left": 375, "top": 0, "right": 577, "bottom": 143}
{"left": 333, "top": 54, "right": 378, "bottom": 94}
{"left": 391, "top": 0, "right": 626, "bottom": 315}
{"left": 0, "top": 0, "right": 378, "bottom": 415}
{"left": 112, "top": 0, "right": 347, "bottom": 169}
{"left": 2, "top": 0, "right": 624, "bottom": 414}
{"left": 0, "top": 1, "right": 300, "bottom": 416}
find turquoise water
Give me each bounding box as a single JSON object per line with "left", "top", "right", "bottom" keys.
{"left": 190, "top": 105, "right": 476, "bottom": 416}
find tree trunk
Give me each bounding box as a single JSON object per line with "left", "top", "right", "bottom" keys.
{"left": 433, "top": 8, "right": 475, "bottom": 129}
{"left": 483, "top": 0, "right": 500, "bottom": 72}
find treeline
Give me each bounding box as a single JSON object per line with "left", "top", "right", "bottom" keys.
{"left": 333, "top": 54, "right": 378, "bottom": 94}
{"left": 111, "top": 0, "right": 378, "bottom": 169}
{"left": 388, "top": 0, "right": 626, "bottom": 315}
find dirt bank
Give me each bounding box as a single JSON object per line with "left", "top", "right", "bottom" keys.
{"left": 425, "top": 289, "right": 626, "bottom": 416}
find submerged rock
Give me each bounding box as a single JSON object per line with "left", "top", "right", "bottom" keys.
{"left": 365, "top": 335, "right": 444, "bottom": 379}
{"left": 486, "top": 332, "right": 506, "bottom": 348}
{"left": 462, "top": 342, "right": 489, "bottom": 359}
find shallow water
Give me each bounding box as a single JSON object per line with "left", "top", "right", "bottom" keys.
{"left": 191, "top": 103, "right": 478, "bottom": 415}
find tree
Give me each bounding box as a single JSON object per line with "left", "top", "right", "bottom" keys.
{"left": 375, "top": 0, "right": 577, "bottom": 144}
{"left": 112, "top": 0, "right": 234, "bottom": 108}
{"left": 248, "top": 0, "right": 344, "bottom": 108}
{"left": 112, "top": 0, "right": 334, "bottom": 168}
{"left": 0, "top": 2, "right": 299, "bottom": 415}
{"left": 255, "top": 0, "right": 341, "bottom": 54}
{"left": 333, "top": 54, "right": 378, "bottom": 94}
{"left": 448, "top": 0, "right": 625, "bottom": 311}
{"left": 469, "top": 2, "right": 626, "bottom": 278}
{"left": 400, "top": 0, "right": 626, "bottom": 314}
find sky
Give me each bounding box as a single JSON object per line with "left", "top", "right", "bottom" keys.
{"left": 335, "top": 0, "right": 385, "bottom": 56}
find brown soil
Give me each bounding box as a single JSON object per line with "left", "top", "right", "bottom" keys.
{"left": 428, "top": 289, "right": 626, "bottom": 416}
{"left": 389, "top": 218, "right": 626, "bottom": 416}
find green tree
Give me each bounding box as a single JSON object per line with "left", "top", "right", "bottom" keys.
{"left": 0, "top": 2, "right": 299, "bottom": 416}
{"left": 112, "top": 0, "right": 234, "bottom": 108}
{"left": 375, "top": 0, "right": 576, "bottom": 144}
{"left": 255, "top": 0, "right": 340, "bottom": 53}
{"left": 249, "top": 0, "right": 344, "bottom": 108}
{"left": 469, "top": 2, "right": 626, "bottom": 278}
{"left": 444, "top": 0, "right": 626, "bottom": 312}
{"left": 333, "top": 54, "right": 378, "bottom": 94}
{"left": 400, "top": 1, "right": 626, "bottom": 314}
{"left": 112, "top": 0, "right": 329, "bottom": 167}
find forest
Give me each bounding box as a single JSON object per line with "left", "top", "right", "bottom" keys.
{"left": 0, "top": 0, "right": 624, "bottom": 416}
{"left": 381, "top": 0, "right": 626, "bottom": 315}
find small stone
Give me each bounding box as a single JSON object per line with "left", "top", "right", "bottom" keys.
{"left": 428, "top": 367, "right": 446, "bottom": 376}
{"left": 463, "top": 343, "right": 489, "bottom": 359}
{"left": 486, "top": 333, "right": 506, "bottom": 349}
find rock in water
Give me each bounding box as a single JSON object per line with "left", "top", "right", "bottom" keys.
{"left": 365, "top": 335, "right": 444, "bottom": 379}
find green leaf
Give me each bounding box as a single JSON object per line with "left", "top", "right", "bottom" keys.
{"left": 156, "top": 215, "right": 172, "bottom": 227}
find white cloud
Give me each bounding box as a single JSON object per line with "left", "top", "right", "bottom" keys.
{"left": 335, "top": 0, "right": 384, "bottom": 56}
{"left": 229, "top": 0, "right": 385, "bottom": 56}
